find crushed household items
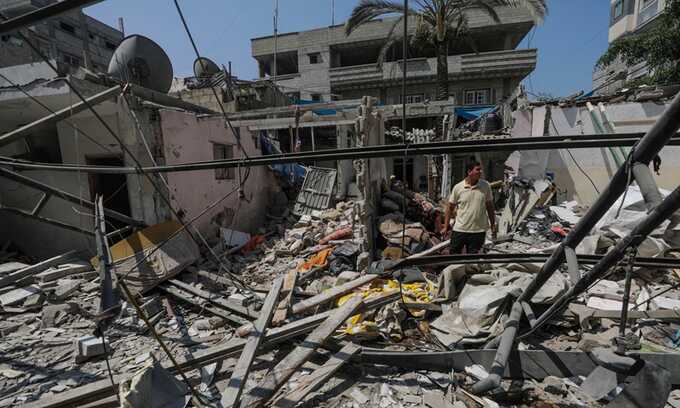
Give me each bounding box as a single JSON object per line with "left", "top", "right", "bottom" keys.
{"left": 3, "top": 165, "right": 680, "bottom": 408}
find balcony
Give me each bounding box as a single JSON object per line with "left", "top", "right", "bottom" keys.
{"left": 329, "top": 49, "right": 537, "bottom": 88}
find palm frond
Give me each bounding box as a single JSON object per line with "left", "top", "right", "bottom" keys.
{"left": 345, "top": 0, "right": 410, "bottom": 36}
{"left": 376, "top": 15, "right": 406, "bottom": 66}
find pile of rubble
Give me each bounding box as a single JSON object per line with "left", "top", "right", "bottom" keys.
{"left": 3, "top": 178, "right": 680, "bottom": 408}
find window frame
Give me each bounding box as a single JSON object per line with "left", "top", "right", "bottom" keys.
{"left": 464, "top": 89, "right": 490, "bottom": 106}
{"left": 308, "top": 52, "right": 321, "bottom": 64}
{"left": 212, "top": 143, "right": 235, "bottom": 180}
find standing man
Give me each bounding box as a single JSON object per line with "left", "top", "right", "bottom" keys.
{"left": 442, "top": 160, "right": 496, "bottom": 254}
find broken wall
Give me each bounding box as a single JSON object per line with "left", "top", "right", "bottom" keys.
{"left": 159, "top": 110, "right": 276, "bottom": 239}
{"left": 511, "top": 100, "right": 680, "bottom": 205}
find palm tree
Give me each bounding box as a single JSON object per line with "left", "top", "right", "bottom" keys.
{"left": 345, "top": 0, "right": 547, "bottom": 101}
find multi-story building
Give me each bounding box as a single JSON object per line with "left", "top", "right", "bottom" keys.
{"left": 250, "top": 6, "right": 538, "bottom": 106}
{"left": 592, "top": 0, "right": 666, "bottom": 94}
{"left": 0, "top": 0, "right": 123, "bottom": 73}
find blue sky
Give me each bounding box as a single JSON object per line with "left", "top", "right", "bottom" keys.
{"left": 86, "top": 0, "right": 610, "bottom": 98}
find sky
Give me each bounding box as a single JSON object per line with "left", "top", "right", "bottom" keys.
{"left": 85, "top": 0, "right": 611, "bottom": 98}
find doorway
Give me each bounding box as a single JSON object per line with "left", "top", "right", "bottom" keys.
{"left": 86, "top": 155, "right": 132, "bottom": 229}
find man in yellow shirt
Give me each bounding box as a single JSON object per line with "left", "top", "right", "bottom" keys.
{"left": 441, "top": 160, "right": 496, "bottom": 254}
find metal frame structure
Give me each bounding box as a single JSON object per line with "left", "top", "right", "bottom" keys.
{"left": 2, "top": 132, "right": 679, "bottom": 175}
{"left": 471, "top": 91, "right": 680, "bottom": 393}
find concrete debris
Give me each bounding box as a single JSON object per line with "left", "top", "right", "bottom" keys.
{"left": 74, "top": 335, "right": 108, "bottom": 363}
{"left": 5, "top": 145, "right": 680, "bottom": 408}
{"left": 118, "top": 358, "right": 190, "bottom": 408}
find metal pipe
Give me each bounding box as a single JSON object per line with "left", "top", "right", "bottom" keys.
{"left": 632, "top": 162, "right": 663, "bottom": 211}
{"left": 524, "top": 181, "right": 680, "bottom": 337}
{"left": 393, "top": 252, "right": 680, "bottom": 269}
{"left": 3, "top": 133, "right": 680, "bottom": 175}
{"left": 0, "top": 0, "right": 104, "bottom": 35}
{"left": 472, "top": 91, "right": 680, "bottom": 394}
{"left": 0, "top": 85, "right": 121, "bottom": 147}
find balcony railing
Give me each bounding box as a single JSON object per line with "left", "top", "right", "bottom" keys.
{"left": 329, "top": 49, "right": 537, "bottom": 86}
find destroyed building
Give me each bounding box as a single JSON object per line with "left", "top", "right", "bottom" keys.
{"left": 4, "top": 1, "right": 680, "bottom": 408}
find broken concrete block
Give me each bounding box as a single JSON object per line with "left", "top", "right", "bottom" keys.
{"left": 75, "top": 335, "right": 108, "bottom": 363}
{"left": 41, "top": 303, "right": 78, "bottom": 328}
{"left": 52, "top": 279, "right": 81, "bottom": 301}
{"left": 228, "top": 293, "right": 249, "bottom": 306}
{"left": 0, "top": 285, "right": 41, "bottom": 307}
{"left": 22, "top": 292, "right": 45, "bottom": 309}
{"left": 542, "top": 376, "right": 567, "bottom": 396}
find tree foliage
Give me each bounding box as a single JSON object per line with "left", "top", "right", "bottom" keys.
{"left": 598, "top": 0, "right": 680, "bottom": 85}
{"left": 344, "top": 0, "right": 547, "bottom": 100}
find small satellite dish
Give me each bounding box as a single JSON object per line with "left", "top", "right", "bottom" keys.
{"left": 193, "top": 57, "right": 220, "bottom": 78}
{"left": 107, "top": 34, "right": 173, "bottom": 93}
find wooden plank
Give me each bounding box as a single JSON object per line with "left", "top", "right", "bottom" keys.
{"left": 0, "top": 250, "right": 79, "bottom": 289}
{"left": 240, "top": 295, "right": 364, "bottom": 408}
{"left": 290, "top": 274, "right": 377, "bottom": 316}
{"left": 24, "top": 291, "right": 397, "bottom": 408}
{"left": 272, "top": 270, "right": 298, "bottom": 326}
{"left": 272, "top": 342, "right": 361, "bottom": 408}
{"left": 168, "top": 279, "right": 258, "bottom": 319}
{"left": 221, "top": 277, "right": 283, "bottom": 408}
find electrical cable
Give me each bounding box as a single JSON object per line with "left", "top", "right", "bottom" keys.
{"left": 549, "top": 115, "right": 600, "bottom": 195}
{"left": 0, "top": 12, "right": 240, "bottom": 287}
{"left": 171, "top": 0, "right": 251, "bottom": 192}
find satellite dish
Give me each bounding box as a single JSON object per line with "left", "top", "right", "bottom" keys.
{"left": 193, "top": 57, "right": 220, "bottom": 78}
{"left": 107, "top": 34, "right": 173, "bottom": 93}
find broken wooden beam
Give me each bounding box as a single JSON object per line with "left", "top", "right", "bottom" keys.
{"left": 221, "top": 277, "right": 283, "bottom": 408}
{"left": 239, "top": 295, "right": 364, "bottom": 408}
{"left": 290, "top": 274, "right": 377, "bottom": 316}
{"left": 272, "top": 270, "right": 298, "bottom": 326}
{"left": 0, "top": 250, "right": 79, "bottom": 289}
{"left": 25, "top": 290, "right": 398, "bottom": 408}
{"left": 272, "top": 342, "right": 361, "bottom": 408}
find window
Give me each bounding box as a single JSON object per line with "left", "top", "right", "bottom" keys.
{"left": 308, "top": 52, "right": 321, "bottom": 64}
{"left": 638, "top": 0, "right": 658, "bottom": 25}
{"left": 311, "top": 93, "right": 322, "bottom": 102}
{"left": 464, "top": 89, "right": 490, "bottom": 105}
{"left": 104, "top": 41, "right": 117, "bottom": 51}
{"left": 213, "top": 143, "right": 235, "bottom": 180}
{"left": 59, "top": 22, "right": 76, "bottom": 35}
{"left": 62, "top": 53, "right": 81, "bottom": 67}
{"left": 613, "top": 0, "right": 624, "bottom": 18}
{"left": 402, "top": 94, "right": 424, "bottom": 104}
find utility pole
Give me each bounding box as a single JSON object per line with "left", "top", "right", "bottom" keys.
{"left": 273, "top": 0, "right": 278, "bottom": 106}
